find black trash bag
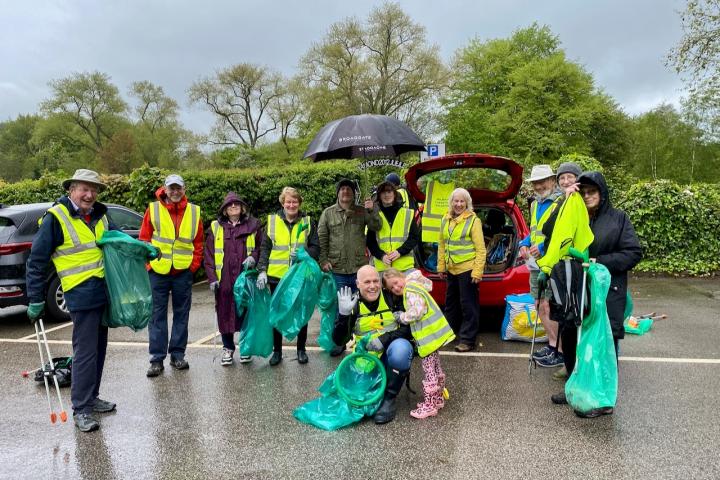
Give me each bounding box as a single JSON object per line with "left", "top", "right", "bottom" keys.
{"left": 34, "top": 356, "right": 71, "bottom": 388}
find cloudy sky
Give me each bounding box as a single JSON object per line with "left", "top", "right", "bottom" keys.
{"left": 0, "top": 0, "right": 687, "bottom": 135}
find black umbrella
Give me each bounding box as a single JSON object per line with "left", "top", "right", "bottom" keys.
{"left": 303, "top": 114, "right": 426, "bottom": 161}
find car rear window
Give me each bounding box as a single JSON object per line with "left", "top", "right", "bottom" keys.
{"left": 0, "top": 217, "right": 18, "bottom": 242}
{"left": 416, "top": 167, "right": 511, "bottom": 194}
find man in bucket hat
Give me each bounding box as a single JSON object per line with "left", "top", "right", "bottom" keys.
{"left": 139, "top": 174, "right": 203, "bottom": 377}
{"left": 26, "top": 169, "right": 118, "bottom": 432}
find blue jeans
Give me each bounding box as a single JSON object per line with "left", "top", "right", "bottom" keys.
{"left": 383, "top": 338, "right": 413, "bottom": 372}
{"left": 70, "top": 305, "right": 108, "bottom": 414}
{"left": 148, "top": 270, "right": 193, "bottom": 363}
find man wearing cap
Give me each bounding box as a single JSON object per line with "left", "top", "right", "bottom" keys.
{"left": 518, "top": 164, "right": 565, "bottom": 368}
{"left": 318, "top": 178, "right": 382, "bottom": 356}
{"left": 139, "top": 174, "right": 203, "bottom": 377}
{"left": 26, "top": 169, "right": 119, "bottom": 432}
{"left": 384, "top": 172, "right": 414, "bottom": 209}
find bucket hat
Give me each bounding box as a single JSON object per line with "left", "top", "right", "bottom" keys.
{"left": 526, "top": 165, "right": 555, "bottom": 182}
{"left": 62, "top": 169, "right": 107, "bottom": 191}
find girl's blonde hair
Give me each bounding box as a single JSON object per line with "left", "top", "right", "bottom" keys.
{"left": 279, "top": 186, "right": 302, "bottom": 205}
{"left": 381, "top": 267, "right": 405, "bottom": 286}
{"left": 448, "top": 187, "right": 473, "bottom": 213}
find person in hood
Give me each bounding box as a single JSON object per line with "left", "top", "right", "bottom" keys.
{"left": 437, "top": 187, "right": 486, "bottom": 352}
{"left": 256, "top": 187, "right": 320, "bottom": 366}
{"left": 367, "top": 180, "right": 419, "bottom": 274}
{"left": 203, "top": 192, "right": 264, "bottom": 366}
{"left": 139, "top": 174, "right": 204, "bottom": 377}
{"left": 551, "top": 171, "right": 642, "bottom": 418}
{"left": 383, "top": 268, "right": 455, "bottom": 419}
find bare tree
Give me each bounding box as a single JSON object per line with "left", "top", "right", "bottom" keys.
{"left": 129, "top": 81, "right": 179, "bottom": 133}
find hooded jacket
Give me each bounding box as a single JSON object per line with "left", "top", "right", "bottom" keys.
{"left": 578, "top": 171, "right": 642, "bottom": 339}
{"left": 366, "top": 197, "right": 420, "bottom": 261}
{"left": 139, "top": 186, "right": 204, "bottom": 274}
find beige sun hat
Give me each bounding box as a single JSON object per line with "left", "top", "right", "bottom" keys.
{"left": 62, "top": 169, "right": 107, "bottom": 191}
{"left": 526, "top": 165, "right": 555, "bottom": 182}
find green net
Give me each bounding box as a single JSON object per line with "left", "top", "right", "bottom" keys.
{"left": 565, "top": 262, "right": 618, "bottom": 413}
{"left": 234, "top": 269, "right": 273, "bottom": 358}
{"left": 316, "top": 272, "right": 338, "bottom": 352}
{"left": 97, "top": 230, "right": 156, "bottom": 331}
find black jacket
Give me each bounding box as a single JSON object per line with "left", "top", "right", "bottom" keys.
{"left": 332, "top": 290, "right": 411, "bottom": 349}
{"left": 579, "top": 172, "right": 642, "bottom": 339}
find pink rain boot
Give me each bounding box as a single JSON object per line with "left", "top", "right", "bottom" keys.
{"left": 417, "top": 373, "right": 446, "bottom": 409}
{"left": 410, "top": 381, "right": 439, "bottom": 419}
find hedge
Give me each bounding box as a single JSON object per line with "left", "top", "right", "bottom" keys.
{"left": 1, "top": 165, "right": 718, "bottom": 275}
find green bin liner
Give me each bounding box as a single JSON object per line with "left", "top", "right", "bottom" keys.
{"left": 234, "top": 269, "right": 273, "bottom": 358}
{"left": 316, "top": 272, "right": 338, "bottom": 352}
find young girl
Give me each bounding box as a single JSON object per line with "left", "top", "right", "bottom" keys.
{"left": 382, "top": 268, "right": 456, "bottom": 419}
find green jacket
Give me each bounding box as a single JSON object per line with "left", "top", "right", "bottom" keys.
{"left": 318, "top": 202, "right": 382, "bottom": 274}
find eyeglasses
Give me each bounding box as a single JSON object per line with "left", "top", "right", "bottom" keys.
{"left": 227, "top": 202, "right": 243, "bottom": 208}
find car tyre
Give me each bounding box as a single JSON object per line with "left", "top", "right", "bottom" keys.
{"left": 45, "top": 275, "right": 70, "bottom": 322}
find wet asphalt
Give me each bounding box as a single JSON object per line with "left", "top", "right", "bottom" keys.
{"left": 0, "top": 277, "right": 718, "bottom": 480}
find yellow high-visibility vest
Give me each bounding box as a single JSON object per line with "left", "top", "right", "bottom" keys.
{"left": 373, "top": 208, "right": 414, "bottom": 272}
{"left": 442, "top": 214, "right": 476, "bottom": 264}
{"left": 421, "top": 180, "right": 455, "bottom": 243}
{"left": 403, "top": 283, "right": 455, "bottom": 357}
{"left": 353, "top": 293, "right": 397, "bottom": 357}
{"left": 529, "top": 199, "right": 559, "bottom": 247}
{"left": 267, "top": 214, "right": 310, "bottom": 279}
{"left": 210, "top": 220, "right": 256, "bottom": 282}
{"left": 47, "top": 204, "right": 108, "bottom": 292}
{"left": 397, "top": 188, "right": 411, "bottom": 209}
{"left": 148, "top": 201, "right": 201, "bottom": 274}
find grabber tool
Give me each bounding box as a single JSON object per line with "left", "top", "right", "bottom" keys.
{"left": 33, "top": 317, "right": 67, "bottom": 424}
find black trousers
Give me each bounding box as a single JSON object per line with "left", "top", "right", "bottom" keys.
{"left": 70, "top": 305, "right": 108, "bottom": 414}
{"left": 444, "top": 270, "right": 479, "bottom": 345}
{"left": 561, "top": 323, "right": 620, "bottom": 374}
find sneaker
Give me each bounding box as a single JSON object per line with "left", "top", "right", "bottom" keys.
{"left": 170, "top": 358, "right": 189, "bottom": 370}
{"left": 575, "top": 407, "right": 614, "bottom": 418}
{"left": 238, "top": 355, "right": 252, "bottom": 364}
{"left": 532, "top": 345, "right": 553, "bottom": 360}
{"left": 553, "top": 366, "right": 569, "bottom": 380}
{"left": 93, "top": 398, "right": 117, "bottom": 413}
{"left": 146, "top": 362, "right": 164, "bottom": 377}
{"left": 535, "top": 351, "right": 564, "bottom": 368}
{"left": 551, "top": 392, "right": 568, "bottom": 404}
{"left": 74, "top": 413, "right": 100, "bottom": 432}
{"left": 220, "top": 348, "right": 234, "bottom": 366}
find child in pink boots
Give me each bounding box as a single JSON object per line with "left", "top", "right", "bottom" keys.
{"left": 383, "top": 268, "right": 456, "bottom": 419}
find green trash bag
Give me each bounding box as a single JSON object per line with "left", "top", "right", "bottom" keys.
{"left": 269, "top": 246, "right": 322, "bottom": 340}
{"left": 624, "top": 317, "right": 654, "bottom": 335}
{"left": 565, "top": 262, "right": 618, "bottom": 413}
{"left": 293, "top": 336, "right": 387, "bottom": 431}
{"left": 317, "top": 272, "right": 338, "bottom": 352}
{"left": 234, "top": 269, "right": 273, "bottom": 358}
{"left": 96, "top": 230, "right": 157, "bottom": 331}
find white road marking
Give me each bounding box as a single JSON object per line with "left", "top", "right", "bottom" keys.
{"left": 18, "top": 321, "right": 73, "bottom": 340}
{"left": 190, "top": 331, "right": 220, "bottom": 346}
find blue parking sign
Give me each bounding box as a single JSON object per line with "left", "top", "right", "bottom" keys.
{"left": 428, "top": 144, "right": 439, "bottom": 156}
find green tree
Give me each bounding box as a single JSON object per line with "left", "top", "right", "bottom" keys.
{"left": 0, "top": 115, "right": 40, "bottom": 181}
{"left": 442, "top": 24, "right": 630, "bottom": 167}
{"left": 298, "top": 1, "right": 447, "bottom": 137}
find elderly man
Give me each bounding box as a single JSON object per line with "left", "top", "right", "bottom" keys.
{"left": 332, "top": 265, "right": 413, "bottom": 424}
{"left": 319, "top": 178, "right": 382, "bottom": 356}
{"left": 139, "top": 174, "right": 203, "bottom": 377}
{"left": 26, "top": 169, "right": 117, "bottom": 432}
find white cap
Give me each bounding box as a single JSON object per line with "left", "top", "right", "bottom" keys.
{"left": 164, "top": 174, "right": 185, "bottom": 187}
{"left": 526, "top": 165, "right": 555, "bottom": 182}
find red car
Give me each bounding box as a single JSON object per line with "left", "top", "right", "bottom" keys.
{"left": 405, "top": 153, "right": 530, "bottom": 308}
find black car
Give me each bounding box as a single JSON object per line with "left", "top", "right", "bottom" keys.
{"left": 0, "top": 202, "right": 143, "bottom": 321}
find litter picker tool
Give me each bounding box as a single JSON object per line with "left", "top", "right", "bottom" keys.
{"left": 33, "top": 317, "right": 68, "bottom": 424}
{"left": 527, "top": 300, "right": 540, "bottom": 375}
{"left": 569, "top": 247, "right": 591, "bottom": 343}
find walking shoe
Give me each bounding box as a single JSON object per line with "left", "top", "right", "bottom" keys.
{"left": 553, "top": 366, "right": 569, "bottom": 380}
{"left": 93, "top": 398, "right": 117, "bottom": 413}
{"left": 269, "top": 351, "right": 282, "bottom": 366}
{"left": 146, "top": 362, "right": 164, "bottom": 377}
{"left": 220, "top": 348, "right": 234, "bottom": 366}
{"left": 238, "top": 355, "right": 253, "bottom": 364}
{"left": 410, "top": 381, "right": 439, "bottom": 419}
{"left": 170, "top": 358, "right": 189, "bottom": 370}
{"left": 532, "top": 345, "right": 553, "bottom": 360}
{"left": 551, "top": 392, "right": 568, "bottom": 404}
{"left": 297, "top": 350, "right": 309, "bottom": 364}
{"left": 575, "top": 407, "right": 614, "bottom": 418}
{"left": 74, "top": 413, "right": 100, "bottom": 432}
{"left": 329, "top": 345, "right": 346, "bottom": 357}
{"left": 454, "top": 343, "right": 474, "bottom": 353}
{"left": 535, "top": 351, "right": 564, "bottom": 368}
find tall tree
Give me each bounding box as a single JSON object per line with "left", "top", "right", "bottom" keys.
{"left": 269, "top": 77, "right": 302, "bottom": 154}
{"left": 298, "top": 2, "right": 447, "bottom": 137}
{"left": 0, "top": 115, "right": 40, "bottom": 181}
{"left": 189, "top": 63, "right": 282, "bottom": 148}
{"left": 129, "top": 81, "right": 184, "bottom": 167}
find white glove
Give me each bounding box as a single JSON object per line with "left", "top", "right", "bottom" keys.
{"left": 337, "top": 286, "right": 359, "bottom": 316}
{"left": 209, "top": 281, "right": 220, "bottom": 293}
{"left": 393, "top": 310, "right": 409, "bottom": 325}
{"left": 367, "top": 337, "right": 384, "bottom": 352}
{"left": 242, "top": 256, "right": 256, "bottom": 269}
{"left": 256, "top": 271, "right": 268, "bottom": 290}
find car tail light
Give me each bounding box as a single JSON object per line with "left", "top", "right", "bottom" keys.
{"left": 0, "top": 242, "right": 33, "bottom": 255}
{"left": 0, "top": 286, "right": 23, "bottom": 297}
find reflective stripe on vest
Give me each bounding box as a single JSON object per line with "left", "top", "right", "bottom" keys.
{"left": 529, "top": 200, "right": 559, "bottom": 246}
{"left": 442, "top": 214, "right": 476, "bottom": 264}
{"left": 397, "top": 188, "right": 410, "bottom": 209}
{"left": 210, "top": 220, "right": 256, "bottom": 282}
{"left": 421, "top": 180, "right": 455, "bottom": 243}
{"left": 48, "top": 204, "right": 108, "bottom": 292}
{"left": 353, "top": 294, "right": 397, "bottom": 356}
{"left": 267, "top": 214, "right": 310, "bottom": 279}
{"left": 374, "top": 208, "right": 414, "bottom": 272}
{"left": 148, "top": 201, "right": 200, "bottom": 274}
{"left": 403, "top": 283, "right": 455, "bottom": 357}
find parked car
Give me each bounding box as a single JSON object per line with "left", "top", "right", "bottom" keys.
{"left": 405, "top": 153, "right": 531, "bottom": 308}
{"left": 0, "top": 202, "right": 143, "bottom": 321}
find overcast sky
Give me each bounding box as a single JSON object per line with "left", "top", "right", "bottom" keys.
{"left": 0, "top": 0, "right": 687, "bottom": 136}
